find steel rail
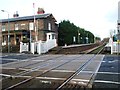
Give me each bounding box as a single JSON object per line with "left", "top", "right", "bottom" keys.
{"left": 56, "top": 54, "right": 97, "bottom": 90}
{"left": 86, "top": 42, "right": 106, "bottom": 54}
{"left": 85, "top": 46, "right": 105, "bottom": 88}
{"left": 2, "top": 55, "right": 63, "bottom": 80}
{"left": 56, "top": 47, "right": 104, "bottom": 90}
{"left": 3, "top": 44, "right": 104, "bottom": 89}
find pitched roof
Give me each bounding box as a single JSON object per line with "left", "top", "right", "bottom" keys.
{"left": 0, "top": 13, "right": 56, "bottom": 23}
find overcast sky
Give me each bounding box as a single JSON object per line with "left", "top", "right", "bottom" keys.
{"left": 0, "top": 0, "right": 119, "bottom": 39}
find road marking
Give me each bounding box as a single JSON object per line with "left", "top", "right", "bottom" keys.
{"left": 36, "top": 77, "right": 66, "bottom": 80}
{"left": 94, "top": 80, "right": 120, "bottom": 84}
{"left": 80, "top": 71, "right": 93, "bottom": 73}
{"left": 32, "top": 60, "right": 45, "bottom": 62}
{"left": 1, "top": 67, "right": 18, "bottom": 70}
{"left": 72, "top": 78, "right": 89, "bottom": 82}
{"left": 97, "top": 72, "right": 120, "bottom": 75}
{"left": 51, "top": 70, "right": 75, "bottom": 73}
{"left": 2, "top": 59, "right": 18, "bottom": 61}
{"left": 102, "top": 61, "right": 106, "bottom": 63}
{"left": 95, "top": 55, "right": 105, "bottom": 74}
{"left": 108, "top": 60, "right": 118, "bottom": 63}
{"left": 2, "top": 67, "right": 31, "bottom": 71}
{"left": 0, "top": 74, "right": 11, "bottom": 77}
{"left": 16, "top": 53, "right": 24, "bottom": 55}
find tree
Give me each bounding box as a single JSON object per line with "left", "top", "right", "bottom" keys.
{"left": 58, "top": 20, "right": 78, "bottom": 45}
{"left": 58, "top": 20, "right": 95, "bottom": 46}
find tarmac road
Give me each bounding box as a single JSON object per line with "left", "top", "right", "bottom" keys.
{"left": 0, "top": 54, "right": 120, "bottom": 89}
{"left": 93, "top": 55, "right": 120, "bottom": 89}
{"left": 0, "top": 53, "right": 40, "bottom": 64}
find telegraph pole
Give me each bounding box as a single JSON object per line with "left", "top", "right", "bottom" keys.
{"left": 1, "top": 10, "right": 10, "bottom": 53}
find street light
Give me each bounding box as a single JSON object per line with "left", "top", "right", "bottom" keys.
{"left": 1, "top": 10, "right": 10, "bottom": 53}
{"left": 78, "top": 30, "right": 80, "bottom": 44}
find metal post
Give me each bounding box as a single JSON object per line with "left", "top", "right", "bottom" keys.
{"left": 1, "top": 10, "right": 10, "bottom": 53}
{"left": 8, "top": 13, "right": 10, "bottom": 53}
{"left": 118, "top": 41, "right": 119, "bottom": 55}
{"left": 33, "top": 3, "right": 37, "bottom": 42}
{"left": 78, "top": 30, "right": 80, "bottom": 44}
{"left": 30, "top": 29, "right": 31, "bottom": 52}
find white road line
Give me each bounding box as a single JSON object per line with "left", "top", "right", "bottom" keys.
{"left": 2, "top": 67, "right": 31, "bottom": 71}
{"left": 80, "top": 71, "right": 93, "bottom": 73}
{"left": 1, "top": 67, "right": 18, "bottom": 70}
{"left": 32, "top": 60, "right": 44, "bottom": 61}
{"left": 72, "top": 79, "right": 89, "bottom": 82}
{"left": 0, "top": 74, "right": 11, "bottom": 77}
{"left": 97, "top": 72, "right": 120, "bottom": 75}
{"left": 36, "top": 77, "right": 66, "bottom": 80}
{"left": 108, "top": 60, "right": 118, "bottom": 63}
{"left": 51, "top": 70, "right": 75, "bottom": 73}
{"left": 2, "top": 59, "right": 18, "bottom": 61}
{"left": 94, "top": 80, "right": 120, "bottom": 84}
{"left": 94, "top": 55, "right": 105, "bottom": 74}
{"left": 16, "top": 53, "right": 24, "bottom": 55}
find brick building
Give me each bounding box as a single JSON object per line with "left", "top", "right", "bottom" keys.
{"left": 0, "top": 8, "right": 58, "bottom": 49}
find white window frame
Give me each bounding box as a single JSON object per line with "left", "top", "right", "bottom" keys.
{"left": 29, "top": 22, "right": 34, "bottom": 30}
{"left": 48, "top": 23, "right": 51, "bottom": 30}
{"left": 15, "top": 24, "right": 19, "bottom": 30}
{"left": 2, "top": 25, "right": 5, "bottom": 31}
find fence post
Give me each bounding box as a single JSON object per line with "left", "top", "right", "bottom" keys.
{"left": 37, "top": 41, "right": 41, "bottom": 54}
{"left": 20, "top": 42, "right": 22, "bottom": 53}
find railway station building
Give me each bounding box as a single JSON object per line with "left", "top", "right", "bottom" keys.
{"left": 0, "top": 8, "right": 58, "bottom": 53}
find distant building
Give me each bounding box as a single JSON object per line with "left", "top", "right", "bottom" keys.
{"left": 0, "top": 8, "right": 58, "bottom": 47}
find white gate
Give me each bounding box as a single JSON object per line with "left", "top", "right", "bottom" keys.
{"left": 20, "top": 42, "right": 29, "bottom": 53}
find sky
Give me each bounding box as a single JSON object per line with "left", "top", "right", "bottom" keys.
{"left": 0, "top": 0, "right": 119, "bottom": 40}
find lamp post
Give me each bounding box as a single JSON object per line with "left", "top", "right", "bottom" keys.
{"left": 1, "top": 10, "right": 10, "bottom": 53}
{"left": 78, "top": 30, "right": 80, "bottom": 44}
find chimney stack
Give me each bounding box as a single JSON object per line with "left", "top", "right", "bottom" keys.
{"left": 37, "top": 8, "right": 45, "bottom": 14}
{"left": 13, "top": 11, "right": 19, "bottom": 18}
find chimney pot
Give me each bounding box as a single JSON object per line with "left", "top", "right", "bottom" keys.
{"left": 37, "top": 8, "right": 45, "bottom": 14}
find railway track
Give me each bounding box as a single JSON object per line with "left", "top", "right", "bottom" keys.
{"left": 56, "top": 53, "right": 104, "bottom": 89}
{"left": 1, "top": 43, "right": 105, "bottom": 89}
{"left": 1, "top": 55, "right": 63, "bottom": 78}
{"left": 2, "top": 55, "right": 83, "bottom": 89}
{"left": 86, "top": 42, "right": 106, "bottom": 54}
{"left": 47, "top": 42, "right": 106, "bottom": 54}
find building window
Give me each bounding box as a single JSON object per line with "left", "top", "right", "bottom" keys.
{"left": 2, "top": 25, "right": 5, "bottom": 31}
{"left": 29, "top": 22, "right": 34, "bottom": 30}
{"left": 15, "top": 24, "right": 19, "bottom": 30}
{"left": 21, "top": 23, "right": 26, "bottom": 30}
{"left": 52, "top": 34, "right": 55, "bottom": 39}
{"left": 48, "top": 23, "right": 51, "bottom": 30}
{"left": 2, "top": 36, "right": 6, "bottom": 46}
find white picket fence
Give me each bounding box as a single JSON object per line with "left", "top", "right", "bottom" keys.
{"left": 20, "top": 42, "right": 29, "bottom": 53}
{"left": 20, "top": 39, "right": 57, "bottom": 54}
{"left": 20, "top": 32, "right": 57, "bottom": 54}
{"left": 111, "top": 42, "right": 120, "bottom": 54}
{"left": 36, "top": 39, "right": 57, "bottom": 54}
{"left": 106, "top": 38, "right": 120, "bottom": 54}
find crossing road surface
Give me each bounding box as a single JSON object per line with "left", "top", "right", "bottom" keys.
{"left": 93, "top": 55, "right": 120, "bottom": 89}
{"left": 0, "top": 53, "right": 39, "bottom": 64}
{"left": 0, "top": 54, "right": 120, "bottom": 89}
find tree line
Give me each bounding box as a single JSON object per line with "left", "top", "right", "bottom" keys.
{"left": 58, "top": 20, "right": 95, "bottom": 46}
